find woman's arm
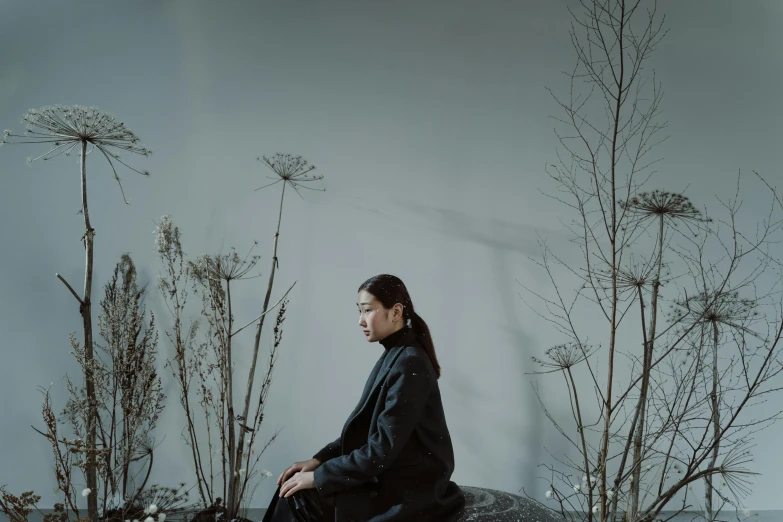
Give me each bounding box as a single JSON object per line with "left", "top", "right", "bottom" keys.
{"left": 312, "top": 436, "right": 342, "bottom": 463}
{"left": 312, "top": 354, "right": 432, "bottom": 497}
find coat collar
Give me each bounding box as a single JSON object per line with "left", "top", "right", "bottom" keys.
{"left": 344, "top": 327, "right": 418, "bottom": 434}
{"left": 371, "top": 327, "right": 417, "bottom": 397}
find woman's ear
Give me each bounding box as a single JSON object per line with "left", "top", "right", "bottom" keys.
{"left": 394, "top": 303, "right": 404, "bottom": 321}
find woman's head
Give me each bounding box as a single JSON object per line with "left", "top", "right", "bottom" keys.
{"left": 357, "top": 274, "right": 442, "bottom": 379}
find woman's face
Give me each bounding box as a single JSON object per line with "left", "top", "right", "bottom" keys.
{"left": 357, "top": 290, "right": 401, "bottom": 342}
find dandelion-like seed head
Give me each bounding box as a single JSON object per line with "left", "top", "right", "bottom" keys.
{"left": 669, "top": 290, "right": 758, "bottom": 332}
{"left": 533, "top": 342, "right": 595, "bottom": 371}
{"left": 121, "top": 484, "right": 197, "bottom": 522}
{"left": 595, "top": 258, "right": 657, "bottom": 294}
{"left": 716, "top": 444, "right": 756, "bottom": 501}
{"left": 620, "top": 190, "right": 708, "bottom": 224}
{"left": 188, "top": 246, "right": 260, "bottom": 284}
{"left": 3, "top": 105, "right": 151, "bottom": 204}
{"left": 255, "top": 153, "right": 325, "bottom": 199}
{"left": 261, "top": 469, "right": 273, "bottom": 478}
{"left": 82, "top": 488, "right": 91, "bottom": 497}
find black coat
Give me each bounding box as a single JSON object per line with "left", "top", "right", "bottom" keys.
{"left": 312, "top": 326, "right": 465, "bottom": 522}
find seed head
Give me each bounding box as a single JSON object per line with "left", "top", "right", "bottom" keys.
{"left": 532, "top": 342, "right": 595, "bottom": 371}
{"left": 620, "top": 190, "right": 710, "bottom": 230}
{"left": 670, "top": 290, "right": 758, "bottom": 335}
{"left": 3, "top": 105, "right": 151, "bottom": 204}
{"left": 255, "top": 153, "right": 325, "bottom": 198}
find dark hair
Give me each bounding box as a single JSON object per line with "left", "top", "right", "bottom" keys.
{"left": 358, "top": 274, "right": 441, "bottom": 379}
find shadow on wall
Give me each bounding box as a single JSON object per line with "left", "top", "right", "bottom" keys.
{"left": 377, "top": 197, "right": 571, "bottom": 494}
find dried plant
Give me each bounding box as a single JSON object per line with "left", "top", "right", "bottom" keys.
{"left": 3, "top": 105, "right": 150, "bottom": 522}
{"left": 100, "top": 483, "right": 199, "bottom": 522}
{"left": 228, "top": 153, "right": 323, "bottom": 517}
{"left": 0, "top": 487, "right": 45, "bottom": 522}
{"left": 520, "top": 2, "right": 783, "bottom": 522}
{"left": 31, "top": 386, "right": 82, "bottom": 521}
{"left": 155, "top": 197, "right": 304, "bottom": 516}
{"left": 41, "top": 254, "right": 164, "bottom": 519}
{"left": 73, "top": 255, "right": 164, "bottom": 505}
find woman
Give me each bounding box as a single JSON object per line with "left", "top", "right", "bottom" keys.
{"left": 262, "top": 274, "right": 465, "bottom": 522}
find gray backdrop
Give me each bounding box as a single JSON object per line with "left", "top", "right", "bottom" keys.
{"left": 1, "top": 0, "right": 781, "bottom": 513}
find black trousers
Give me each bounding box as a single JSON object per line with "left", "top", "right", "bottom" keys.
{"left": 262, "top": 483, "right": 336, "bottom": 522}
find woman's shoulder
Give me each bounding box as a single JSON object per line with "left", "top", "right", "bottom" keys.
{"left": 393, "top": 343, "right": 436, "bottom": 380}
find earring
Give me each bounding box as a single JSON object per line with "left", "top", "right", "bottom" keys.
{"left": 406, "top": 318, "right": 412, "bottom": 328}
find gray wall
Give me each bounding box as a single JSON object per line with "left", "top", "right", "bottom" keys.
{"left": 1, "top": 0, "right": 781, "bottom": 511}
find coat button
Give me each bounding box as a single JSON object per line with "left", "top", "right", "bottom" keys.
{"left": 369, "top": 491, "right": 378, "bottom": 498}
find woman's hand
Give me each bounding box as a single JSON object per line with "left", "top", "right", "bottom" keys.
{"left": 277, "top": 458, "right": 321, "bottom": 486}
{"left": 279, "top": 471, "right": 315, "bottom": 498}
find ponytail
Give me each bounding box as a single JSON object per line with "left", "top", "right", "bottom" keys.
{"left": 410, "top": 311, "right": 441, "bottom": 380}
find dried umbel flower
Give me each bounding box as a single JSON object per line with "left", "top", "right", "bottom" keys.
{"left": 620, "top": 190, "right": 707, "bottom": 226}
{"left": 594, "top": 257, "right": 659, "bottom": 295}
{"left": 669, "top": 290, "right": 758, "bottom": 334}
{"left": 3, "top": 105, "right": 151, "bottom": 203}
{"left": 119, "top": 484, "right": 196, "bottom": 522}
{"left": 187, "top": 246, "right": 261, "bottom": 294}
{"left": 532, "top": 342, "right": 595, "bottom": 371}
{"left": 255, "top": 153, "right": 324, "bottom": 198}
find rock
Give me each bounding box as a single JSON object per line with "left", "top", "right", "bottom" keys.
{"left": 455, "top": 486, "right": 565, "bottom": 521}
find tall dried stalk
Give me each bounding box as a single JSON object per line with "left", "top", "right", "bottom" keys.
{"left": 227, "top": 153, "right": 324, "bottom": 516}
{"left": 619, "top": 192, "right": 707, "bottom": 519}
{"left": 3, "top": 106, "right": 150, "bottom": 522}
{"left": 520, "top": 2, "right": 783, "bottom": 522}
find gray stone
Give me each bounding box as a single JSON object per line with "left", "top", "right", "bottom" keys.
{"left": 455, "top": 486, "right": 565, "bottom": 522}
